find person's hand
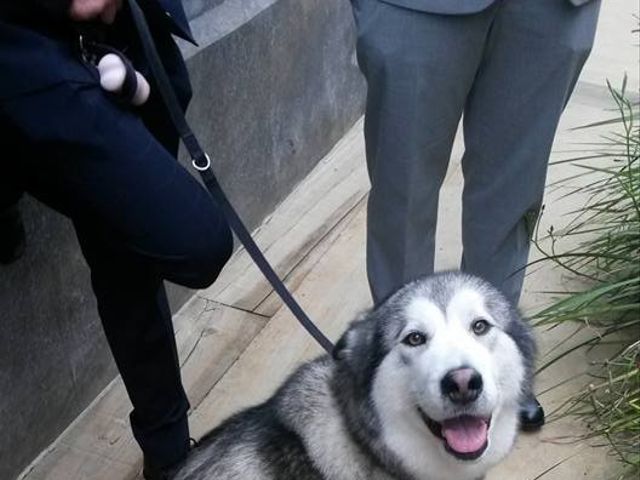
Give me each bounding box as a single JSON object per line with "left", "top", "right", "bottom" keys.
{"left": 69, "top": 0, "right": 123, "bottom": 24}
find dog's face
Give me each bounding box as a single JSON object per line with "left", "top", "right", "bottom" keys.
{"left": 334, "top": 273, "right": 534, "bottom": 479}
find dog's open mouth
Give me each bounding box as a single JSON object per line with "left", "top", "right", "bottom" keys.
{"left": 419, "top": 409, "right": 491, "bottom": 461}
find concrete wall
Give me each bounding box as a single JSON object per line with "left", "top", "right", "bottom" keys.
{"left": 0, "top": 1, "right": 364, "bottom": 478}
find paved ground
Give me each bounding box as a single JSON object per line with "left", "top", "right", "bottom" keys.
{"left": 18, "top": 1, "right": 638, "bottom": 479}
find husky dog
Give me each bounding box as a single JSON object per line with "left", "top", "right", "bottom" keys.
{"left": 173, "top": 272, "right": 535, "bottom": 480}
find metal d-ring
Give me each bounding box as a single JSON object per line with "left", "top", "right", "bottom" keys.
{"left": 192, "top": 153, "right": 211, "bottom": 171}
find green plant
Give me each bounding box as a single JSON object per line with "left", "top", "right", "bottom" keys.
{"left": 531, "top": 79, "right": 639, "bottom": 479}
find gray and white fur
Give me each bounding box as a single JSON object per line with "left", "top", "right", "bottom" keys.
{"left": 173, "top": 272, "right": 536, "bottom": 480}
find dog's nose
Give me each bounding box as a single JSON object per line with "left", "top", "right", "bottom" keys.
{"left": 441, "top": 368, "right": 483, "bottom": 405}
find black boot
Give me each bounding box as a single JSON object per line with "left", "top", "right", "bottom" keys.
{"left": 0, "top": 204, "right": 26, "bottom": 264}
{"left": 519, "top": 393, "right": 545, "bottom": 432}
{"left": 143, "top": 457, "right": 179, "bottom": 480}
{"left": 142, "top": 439, "right": 198, "bottom": 480}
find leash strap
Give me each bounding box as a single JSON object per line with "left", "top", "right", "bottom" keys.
{"left": 127, "top": 0, "right": 334, "bottom": 354}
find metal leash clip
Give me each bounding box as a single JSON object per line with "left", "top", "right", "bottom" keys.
{"left": 77, "top": 34, "right": 94, "bottom": 64}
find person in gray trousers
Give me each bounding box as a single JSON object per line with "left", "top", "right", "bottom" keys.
{"left": 351, "top": 0, "right": 601, "bottom": 430}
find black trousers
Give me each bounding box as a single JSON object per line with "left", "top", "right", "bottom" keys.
{"left": 0, "top": 12, "right": 233, "bottom": 467}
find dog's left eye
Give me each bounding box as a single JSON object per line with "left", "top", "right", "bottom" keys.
{"left": 402, "top": 332, "right": 427, "bottom": 347}
{"left": 471, "top": 319, "right": 492, "bottom": 336}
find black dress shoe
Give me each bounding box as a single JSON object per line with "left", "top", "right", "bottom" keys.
{"left": 519, "top": 395, "right": 545, "bottom": 432}
{"left": 0, "top": 204, "right": 26, "bottom": 265}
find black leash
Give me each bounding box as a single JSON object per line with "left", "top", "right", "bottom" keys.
{"left": 127, "top": 0, "right": 334, "bottom": 354}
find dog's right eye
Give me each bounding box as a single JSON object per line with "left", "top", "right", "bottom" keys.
{"left": 402, "top": 332, "right": 427, "bottom": 347}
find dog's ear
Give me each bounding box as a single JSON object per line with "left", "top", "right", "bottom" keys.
{"left": 505, "top": 306, "right": 536, "bottom": 385}
{"left": 332, "top": 312, "right": 384, "bottom": 390}
{"left": 332, "top": 329, "right": 351, "bottom": 361}
{"left": 332, "top": 314, "right": 373, "bottom": 362}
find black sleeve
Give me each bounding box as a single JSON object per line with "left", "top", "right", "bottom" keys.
{"left": 31, "top": 0, "right": 73, "bottom": 16}
{"left": 0, "top": 0, "right": 73, "bottom": 19}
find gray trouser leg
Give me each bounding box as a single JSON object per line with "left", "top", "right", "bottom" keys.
{"left": 460, "top": 0, "right": 601, "bottom": 304}
{"left": 356, "top": 0, "right": 600, "bottom": 306}
{"left": 354, "top": 1, "right": 496, "bottom": 304}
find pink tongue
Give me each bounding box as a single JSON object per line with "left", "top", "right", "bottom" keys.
{"left": 441, "top": 416, "right": 488, "bottom": 454}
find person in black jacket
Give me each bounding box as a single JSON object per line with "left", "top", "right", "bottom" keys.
{"left": 0, "top": 1, "right": 232, "bottom": 478}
